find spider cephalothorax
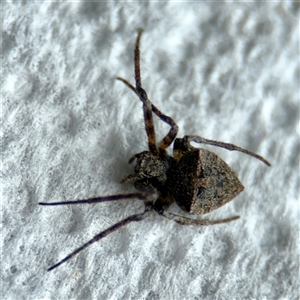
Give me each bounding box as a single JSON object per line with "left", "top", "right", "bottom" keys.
{"left": 39, "top": 29, "right": 270, "bottom": 271}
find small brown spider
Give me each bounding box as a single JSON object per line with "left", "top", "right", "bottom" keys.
{"left": 39, "top": 29, "right": 271, "bottom": 272}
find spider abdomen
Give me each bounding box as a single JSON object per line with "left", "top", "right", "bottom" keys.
{"left": 169, "top": 149, "right": 244, "bottom": 215}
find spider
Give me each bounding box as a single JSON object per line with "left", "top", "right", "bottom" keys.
{"left": 39, "top": 29, "right": 271, "bottom": 272}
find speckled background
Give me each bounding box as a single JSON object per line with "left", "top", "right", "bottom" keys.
{"left": 3, "top": 2, "right": 299, "bottom": 300}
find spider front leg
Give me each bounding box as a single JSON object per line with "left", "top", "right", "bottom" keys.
{"left": 133, "top": 29, "right": 179, "bottom": 152}
{"left": 134, "top": 29, "right": 158, "bottom": 155}
{"left": 118, "top": 29, "right": 179, "bottom": 155}
{"left": 153, "top": 104, "right": 179, "bottom": 154}
{"left": 117, "top": 77, "right": 179, "bottom": 154}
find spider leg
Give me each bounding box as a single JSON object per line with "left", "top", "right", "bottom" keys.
{"left": 134, "top": 29, "right": 143, "bottom": 88}
{"left": 153, "top": 196, "right": 239, "bottom": 226}
{"left": 133, "top": 29, "right": 158, "bottom": 155}
{"left": 155, "top": 107, "right": 178, "bottom": 154}
{"left": 184, "top": 135, "right": 271, "bottom": 167}
{"left": 40, "top": 193, "right": 156, "bottom": 271}
{"left": 117, "top": 76, "right": 179, "bottom": 154}
{"left": 38, "top": 193, "right": 148, "bottom": 206}
{"left": 116, "top": 77, "right": 137, "bottom": 95}
{"left": 161, "top": 211, "right": 240, "bottom": 226}
{"left": 46, "top": 207, "right": 152, "bottom": 271}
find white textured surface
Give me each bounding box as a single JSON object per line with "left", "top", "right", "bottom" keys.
{"left": 3, "top": 2, "right": 299, "bottom": 300}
